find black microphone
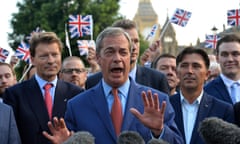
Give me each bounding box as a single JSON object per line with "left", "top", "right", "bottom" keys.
{"left": 63, "top": 131, "right": 95, "bottom": 144}
{"left": 198, "top": 117, "right": 240, "bottom": 144}
{"left": 147, "top": 139, "right": 170, "bottom": 144}
{"left": 117, "top": 131, "right": 145, "bottom": 144}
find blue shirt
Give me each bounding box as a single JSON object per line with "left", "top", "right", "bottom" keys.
{"left": 102, "top": 78, "right": 130, "bottom": 115}
{"left": 35, "top": 74, "right": 58, "bottom": 104}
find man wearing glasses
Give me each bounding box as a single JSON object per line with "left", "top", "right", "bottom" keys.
{"left": 59, "top": 56, "right": 87, "bottom": 89}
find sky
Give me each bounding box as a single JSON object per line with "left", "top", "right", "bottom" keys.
{"left": 1, "top": 0, "right": 239, "bottom": 60}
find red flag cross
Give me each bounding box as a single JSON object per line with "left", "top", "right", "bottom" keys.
{"left": 68, "top": 15, "right": 90, "bottom": 37}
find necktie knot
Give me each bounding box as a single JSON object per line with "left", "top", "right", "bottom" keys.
{"left": 44, "top": 83, "right": 52, "bottom": 90}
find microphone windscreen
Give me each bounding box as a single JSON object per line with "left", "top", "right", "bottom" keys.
{"left": 63, "top": 131, "right": 95, "bottom": 144}
{"left": 147, "top": 139, "right": 170, "bottom": 144}
{"left": 198, "top": 117, "right": 240, "bottom": 144}
{"left": 117, "top": 131, "right": 145, "bottom": 144}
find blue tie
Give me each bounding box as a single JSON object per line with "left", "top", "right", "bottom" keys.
{"left": 231, "top": 83, "right": 239, "bottom": 104}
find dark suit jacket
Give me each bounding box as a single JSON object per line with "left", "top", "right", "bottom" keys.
{"left": 234, "top": 102, "right": 240, "bottom": 126}
{"left": 86, "top": 65, "right": 170, "bottom": 94}
{"left": 65, "top": 79, "right": 183, "bottom": 144}
{"left": 3, "top": 77, "right": 83, "bottom": 144}
{"left": 170, "top": 92, "right": 235, "bottom": 144}
{"left": 0, "top": 103, "right": 21, "bottom": 144}
{"left": 204, "top": 76, "right": 233, "bottom": 104}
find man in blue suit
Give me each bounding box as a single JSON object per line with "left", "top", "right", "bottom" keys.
{"left": 170, "top": 47, "right": 235, "bottom": 144}
{"left": 43, "top": 27, "right": 183, "bottom": 144}
{"left": 205, "top": 34, "right": 240, "bottom": 105}
{"left": 86, "top": 19, "right": 170, "bottom": 94}
{"left": 0, "top": 103, "right": 21, "bottom": 144}
{"left": 3, "top": 32, "right": 83, "bottom": 144}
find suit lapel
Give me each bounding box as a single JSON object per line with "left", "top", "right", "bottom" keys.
{"left": 215, "top": 77, "right": 232, "bottom": 103}
{"left": 122, "top": 81, "right": 143, "bottom": 131}
{"left": 190, "top": 93, "right": 212, "bottom": 143}
{"left": 89, "top": 82, "right": 116, "bottom": 139}
{"left": 171, "top": 94, "right": 186, "bottom": 142}
{"left": 27, "top": 78, "right": 50, "bottom": 130}
{"left": 52, "top": 80, "right": 68, "bottom": 118}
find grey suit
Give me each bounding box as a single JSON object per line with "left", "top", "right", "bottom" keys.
{"left": 0, "top": 103, "right": 21, "bottom": 144}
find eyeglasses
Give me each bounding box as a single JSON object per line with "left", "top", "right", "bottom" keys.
{"left": 61, "top": 68, "right": 86, "bottom": 74}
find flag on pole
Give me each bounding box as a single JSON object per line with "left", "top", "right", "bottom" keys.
{"left": 227, "top": 9, "right": 240, "bottom": 26}
{"left": 205, "top": 34, "right": 221, "bottom": 49}
{"left": 77, "top": 40, "right": 95, "bottom": 56}
{"left": 145, "top": 24, "right": 158, "bottom": 40}
{"left": 15, "top": 41, "right": 30, "bottom": 63}
{"left": 170, "top": 8, "right": 192, "bottom": 27}
{"left": 69, "top": 15, "right": 93, "bottom": 38}
{"left": 0, "top": 47, "right": 9, "bottom": 62}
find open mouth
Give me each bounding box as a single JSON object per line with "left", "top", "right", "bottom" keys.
{"left": 111, "top": 68, "right": 124, "bottom": 73}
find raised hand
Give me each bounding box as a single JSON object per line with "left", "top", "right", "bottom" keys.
{"left": 130, "top": 90, "right": 166, "bottom": 137}
{"left": 42, "top": 117, "right": 72, "bottom": 144}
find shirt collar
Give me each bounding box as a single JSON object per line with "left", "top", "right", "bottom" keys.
{"left": 129, "top": 64, "right": 137, "bottom": 80}
{"left": 220, "top": 73, "right": 240, "bottom": 88}
{"left": 102, "top": 78, "right": 130, "bottom": 99}
{"left": 35, "top": 74, "right": 58, "bottom": 89}
{"left": 180, "top": 90, "right": 204, "bottom": 105}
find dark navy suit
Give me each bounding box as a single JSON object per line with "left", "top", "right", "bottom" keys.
{"left": 3, "top": 77, "right": 83, "bottom": 144}
{"left": 170, "top": 92, "right": 235, "bottom": 144}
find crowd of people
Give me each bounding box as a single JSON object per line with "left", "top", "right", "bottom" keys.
{"left": 0, "top": 19, "right": 240, "bottom": 144}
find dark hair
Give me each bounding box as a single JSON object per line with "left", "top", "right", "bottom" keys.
{"left": 29, "top": 32, "right": 63, "bottom": 57}
{"left": 112, "top": 19, "right": 137, "bottom": 30}
{"left": 216, "top": 33, "right": 240, "bottom": 54}
{"left": 176, "top": 47, "right": 210, "bottom": 69}
{"left": 151, "top": 53, "right": 176, "bottom": 69}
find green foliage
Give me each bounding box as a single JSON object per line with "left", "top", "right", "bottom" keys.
{"left": 8, "top": 0, "right": 121, "bottom": 80}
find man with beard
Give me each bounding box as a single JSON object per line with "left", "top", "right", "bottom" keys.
{"left": 59, "top": 56, "right": 87, "bottom": 89}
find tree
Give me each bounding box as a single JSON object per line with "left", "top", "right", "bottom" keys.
{"left": 8, "top": 0, "right": 121, "bottom": 80}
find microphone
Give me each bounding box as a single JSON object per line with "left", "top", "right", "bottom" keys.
{"left": 63, "top": 131, "right": 95, "bottom": 144}
{"left": 117, "top": 131, "right": 145, "bottom": 144}
{"left": 147, "top": 139, "right": 170, "bottom": 144}
{"left": 198, "top": 117, "right": 240, "bottom": 144}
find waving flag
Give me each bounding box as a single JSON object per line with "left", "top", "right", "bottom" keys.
{"left": 15, "top": 41, "right": 30, "bottom": 63}
{"left": 69, "top": 15, "right": 93, "bottom": 38}
{"left": 205, "top": 35, "right": 221, "bottom": 49}
{"left": 77, "top": 40, "right": 95, "bottom": 56}
{"left": 227, "top": 9, "right": 240, "bottom": 26}
{"left": 170, "top": 8, "right": 192, "bottom": 27}
{"left": 0, "top": 47, "right": 9, "bottom": 62}
{"left": 146, "top": 24, "right": 158, "bottom": 40}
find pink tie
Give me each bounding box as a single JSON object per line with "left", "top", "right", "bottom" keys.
{"left": 111, "top": 88, "right": 122, "bottom": 136}
{"left": 44, "top": 83, "right": 53, "bottom": 119}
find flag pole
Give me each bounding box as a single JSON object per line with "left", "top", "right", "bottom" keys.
{"left": 65, "top": 23, "right": 72, "bottom": 56}
{"left": 19, "top": 63, "right": 32, "bottom": 82}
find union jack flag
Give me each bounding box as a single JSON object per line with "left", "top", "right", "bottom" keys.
{"left": 15, "top": 41, "right": 30, "bottom": 63}
{"left": 205, "top": 34, "right": 221, "bottom": 49}
{"left": 0, "top": 47, "right": 9, "bottom": 62}
{"left": 69, "top": 15, "right": 93, "bottom": 38}
{"left": 170, "top": 8, "right": 192, "bottom": 27}
{"left": 77, "top": 40, "right": 95, "bottom": 56}
{"left": 227, "top": 9, "right": 240, "bottom": 26}
{"left": 146, "top": 24, "right": 158, "bottom": 40}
